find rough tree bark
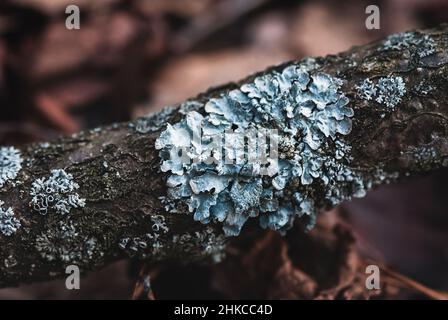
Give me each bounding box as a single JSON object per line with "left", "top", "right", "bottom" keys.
{"left": 1, "top": 24, "right": 448, "bottom": 288}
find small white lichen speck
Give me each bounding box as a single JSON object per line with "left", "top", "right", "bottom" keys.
{"left": 414, "top": 80, "right": 434, "bottom": 95}
{"left": 30, "top": 169, "right": 86, "bottom": 215}
{"left": 0, "top": 146, "right": 23, "bottom": 188}
{"left": 357, "top": 76, "right": 406, "bottom": 110}
{"left": 171, "top": 227, "right": 227, "bottom": 262}
{"left": 156, "top": 62, "right": 373, "bottom": 237}
{"left": 0, "top": 200, "right": 21, "bottom": 236}
{"left": 118, "top": 215, "right": 170, "bottom": 257}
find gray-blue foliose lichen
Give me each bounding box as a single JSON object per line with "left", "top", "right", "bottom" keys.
{"left": 30, "top": 169, "right": 86, "bottom": 215}
{"left": 0, "top": 200, "right": 21, "bottom": 236}
{"left": 156, "top": 63, "right": 369, "bottom": 237}
{"left": 0, "top": 146, "right": 23, "bottom": 188}
{"left": 356, "top": 76, "right": 406, "bottom": 110}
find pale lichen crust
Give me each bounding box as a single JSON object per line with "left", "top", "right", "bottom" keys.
{"left": 356, "top": 76, "right": 406, "bottom": 110}
{"left": 118, "top": 215, "right": 225, "bottom": 263}
{"left": 30, "top": 169, "right": 86, "bottom": 215}
{"left": 156, "top": 63, "right": 373, "bottom": 236}
{"left": 35, "top": 221, "right": 101, "bottom": 263}
{"left": 0, "top": 200, "right": 21, "bottom": 237}
{"left": 129, "top": 106, "right": 176, "bottom": 134}
{"left": 0, "top": 147, "right": 23, "bottom": 188}
{"left": 380, "top": 31, "right": 437, "bottom": 58}
{"left": 119, "top": 214, "right": 169, "bottom": 257}
{"left": 122, "top": 228, "right": 226, "bottom": 263}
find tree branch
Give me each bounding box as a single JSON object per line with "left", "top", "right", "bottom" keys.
{"left": 1, "top": 24, "right": 448, "bottom": 288}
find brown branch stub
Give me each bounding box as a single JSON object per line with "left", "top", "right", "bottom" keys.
{"left": 1, "top": 24, "right": 448, "bottom": 288}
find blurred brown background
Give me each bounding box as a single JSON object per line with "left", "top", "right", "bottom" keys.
{"left": 0, "top": 0, "right": 447, "bottom": 299}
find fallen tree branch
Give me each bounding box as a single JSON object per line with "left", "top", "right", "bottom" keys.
{"left": 1, "top": 24, "right": 448, "bottom": 288}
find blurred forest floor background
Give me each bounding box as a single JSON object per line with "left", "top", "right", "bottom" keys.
{"left": 0, "top": 0, "right": 447, "bottom": 299}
